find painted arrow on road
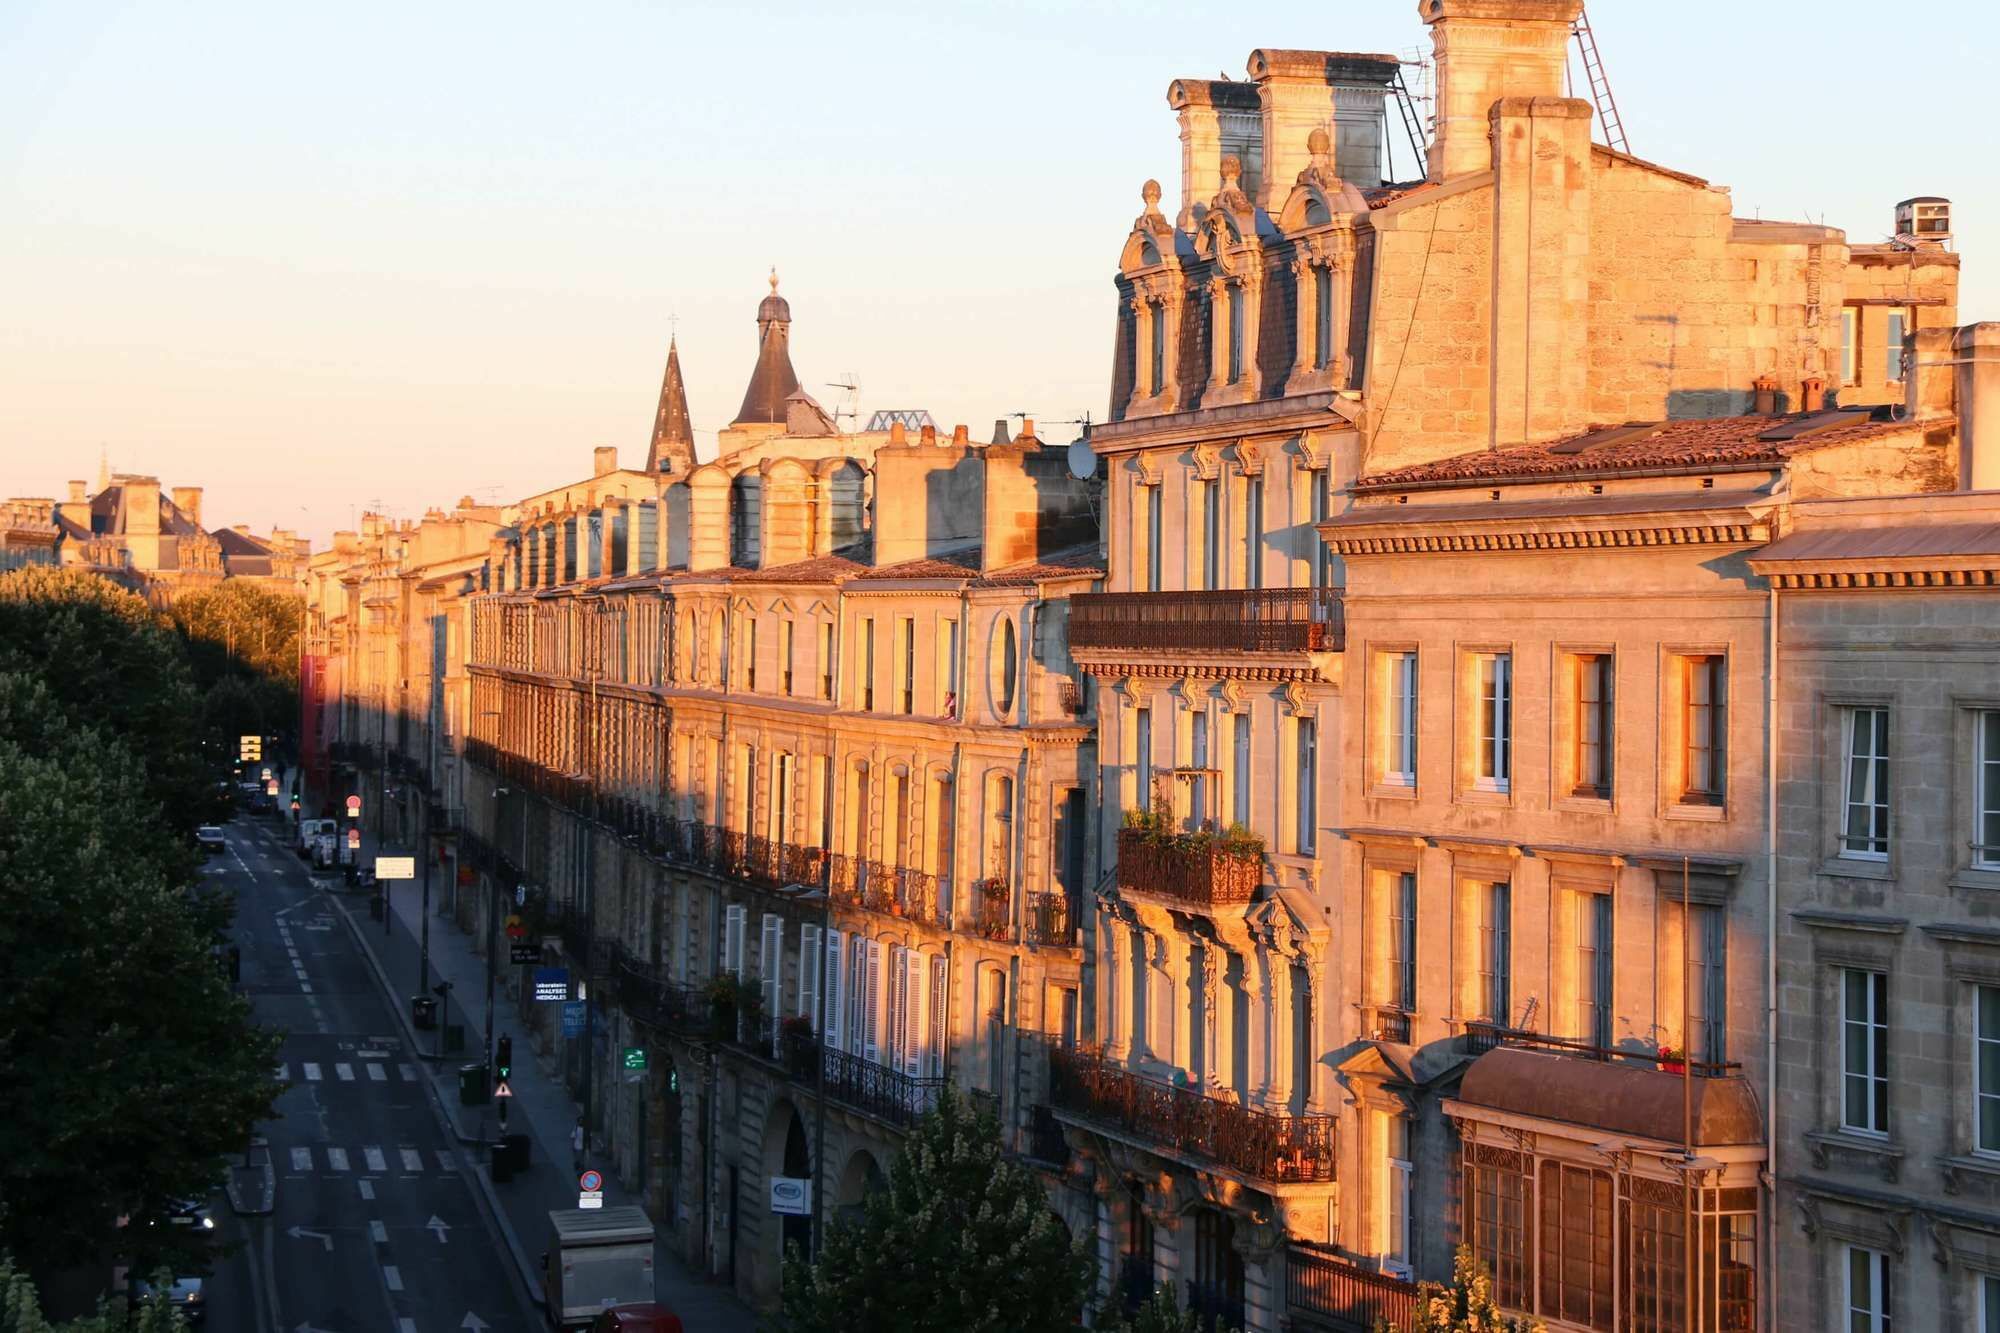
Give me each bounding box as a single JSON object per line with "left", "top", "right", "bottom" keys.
{"left": 285, "top": 1225, "right": 333, "bottom": 1251}
{"left": 426, "top": 1214, "right": 450, "bottom": 1244}
{"left": 461, "top": 1316, "right": 488, "bottom": 1332}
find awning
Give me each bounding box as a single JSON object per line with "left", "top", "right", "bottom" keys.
{"left": 1452, "top": 1046, "right": 1762, "bottom": 1149}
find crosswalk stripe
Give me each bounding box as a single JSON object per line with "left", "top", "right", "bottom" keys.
{"left": 327, "top": 1147, "right": 349, "bottom": 1172}
{"left": 383, "top": 1265, "right": 403, "bottom": 1292}
{"left": 358, "top": 1179, "right": 374, "bottom": 1200}
{"left": 364, "top": 1147, "right": 387, "bottom": 1173}
{"left": 299, "top": 982, "right": 313, "bottom": 994}
{"left": 369, "top": 1220, "right": 387, "bottom": 1243}
{"left": 399, "top": 1148, "right": 424, "bottom": 1172}
{"left": 290, "top": 1148, "right": 312, "bottom": 1171}
{"left": 436, "top": 1150, "right": 456, "bottom": 1171}
{"left": 398, "top": 1063, "right": 418, "bottom": 1082}
{"left": 273, "top": 1063, "right": 287, "bottom": 1082}
{"left": 303, "top": 1063, "right": 322, "bottom": 1081}
{"left": 335, "top": 1063, "right": 354, "bottom": 1081}
{"left": 399, "top": 1319, "right": 417, "bottom": 1333}
{"left": 367, "top": 1063, "right": 386, "bottom": 1082}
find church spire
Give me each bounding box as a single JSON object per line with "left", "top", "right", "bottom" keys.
{"left": 731, "top": 269, "right": 801, "bottom": 426}
{"left": 647, "top": 333, "right": 694, "bottom": 476}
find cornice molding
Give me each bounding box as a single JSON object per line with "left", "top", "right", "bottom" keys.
{"left": 1760, "top": 566, "right": 2000, "bottom": 591}
{"left": 1327, "top": 520, "right": 1768, "bottom": 556}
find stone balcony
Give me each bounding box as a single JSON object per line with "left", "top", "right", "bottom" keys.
{"left": 1116, "top": 826, "right": 1262, "bottom": 913}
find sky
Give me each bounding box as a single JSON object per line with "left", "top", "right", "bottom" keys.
{"left": 3, "top": 1, "right": 1994, "bottom": 547}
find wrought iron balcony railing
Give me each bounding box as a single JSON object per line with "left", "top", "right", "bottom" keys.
{"left": 1049, "top": 1045, "right": 1336, "bottom": 1185}
{"left": 969, "top": 877, "right": 1012, "bottom": 941}
{"left": 1025, "top": 890, "right": 1077, "bottom": 947}
{"left": 789, "top": 1041, "right": 946, "bottom": 1131}
{"left": 1069, "top": 587, "right": 1343, "bottom": 656}
{"left": 1286, "top": 1245, "right": 1419, "bottom": 1333}
{"left": 1458, "top": 1020, "right": 1741, "bottom": 1078}
{"left": 1115, "top": 827, "right": 1261, "bottom": 911}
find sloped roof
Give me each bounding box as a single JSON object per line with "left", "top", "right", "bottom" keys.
{"left": 1456, "top": 1046, "right": 1762, "bottom": 1148}
{"left": 977, "top": 541, "right": 1106, "bottom": 586}
{"left": 1356, "top": 412, "right": 1949, "bottom": 491}
{"left": 733, "top": 276, "right": 800, "bottom": 426}
{"left": 646, "top": 337, "right": 694, "bottom": 474}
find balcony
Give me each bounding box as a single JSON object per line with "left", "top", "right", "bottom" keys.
{"left": 1286, "top": 1245, "right": 1419, "bottom": 1333}
{"left": 788, "top": 1040, "right": 946, "bottom": 1131}
{"left": 612, "top": 956, "right": 706, "bottom": 1037}
{"left": 1069, "top": 587, "right": 1343, "bottom": 656}
{"left": 1049, "top": 1045, "right": 1336, "bottom": 1186}
{"left": 1186, "top": 1280, "right": 1246, "bottom": 1333}
{"left": 969, "top": 878, "right": 1012, "bottom": 941}
{"left": 1025, "top": 890, "right": 1077, "bottom": 947}
{"left": 1116, "top": 826, "right": 1262, "bottom": 911}
{"left": 1459, "top": 1020, "right": 1741, "bottom": 1078}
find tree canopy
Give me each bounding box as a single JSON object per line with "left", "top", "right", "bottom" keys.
{"left": 779, "top": 1091, "right": 1091, "bottom": 1333}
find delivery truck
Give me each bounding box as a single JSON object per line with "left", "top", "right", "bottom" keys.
{"left": 541, "top": 1207, "right": 656, "bottom": 1329}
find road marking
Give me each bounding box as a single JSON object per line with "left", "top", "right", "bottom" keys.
{"left": 327, "top": 1147, "right": 349, "bottom": 1172}
{"left": 300, "top": 982, "right": 313, "bottom": 994}
{"left": 382, "top": 1265, "right": 403, "bottom": 1292}
{"left": 293, "top": 967, "right": 309, "bottom": 981}
{"left": 290, "top": 1147, "right": 312, "bottom": 1171}
{"left": 400, "top": 1321, "right": 417, "bottom": 1333}
{"left": 367, "top": 1063, "right": 386, "bottom": 1082}
{"left": 273, "top": 1062, "right": 287, "bottom": 1081}
{"left": 398, "top": 1063, "right": 418, "bottom": 1082}
{"left": 335, "top": 1063, "right": 354, "bottom": 1081}
{"left": 400, "top": 1148, "right": 424, "bottom": 1172}
{"left": 369, "top": 1220, "right": 387, "bottom": 1244}
{"left": 303, "top": 1062, "right": 322, "bottom": 1081}
{"left": 358, "top": 1178, "right": 375, "bottom": 1200}
{"left": 364, "top": 1146, "right": 388, "bottom": 1173}
{"left": 436, "top": 1150, "right": 456, "bottom": 1171}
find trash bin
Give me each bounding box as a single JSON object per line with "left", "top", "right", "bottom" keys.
{"left": 443, "top": 1022, "right": 466, "bottom": 1054}
{"left": 489, "top": 1139, "right": 514, "bottom": 1183}
{"left": 502, "top": 1132, "right": 531, "bottom": 1173}
{"left": 459, "top": 1062, "right": 489, "bottom": 1106}
{"left": 412, "top": 996, "right": 438, "bottom": 1030}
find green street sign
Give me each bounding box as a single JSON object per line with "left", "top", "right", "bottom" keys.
{"left": 622, "top": 1047, "right": 647, "bottom": 1072}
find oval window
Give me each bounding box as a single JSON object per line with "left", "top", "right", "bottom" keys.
{"left": 993, "top": 617, "right": 1018, "bottom": 714}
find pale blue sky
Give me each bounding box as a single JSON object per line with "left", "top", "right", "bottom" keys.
{"left": 3, "top": 1, "right": 1992, "bottom": 544}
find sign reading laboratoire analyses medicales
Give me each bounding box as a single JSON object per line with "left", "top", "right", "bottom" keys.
{"left": 533, "top": 967, "right": 569, "bottom": 1003}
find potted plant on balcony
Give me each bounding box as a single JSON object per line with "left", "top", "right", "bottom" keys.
{"left": 1657, "top": 1043, "right": 1687, "bottom": 1075}
{"left": 705, "top": 974, "right": 743, "bottom": 1039}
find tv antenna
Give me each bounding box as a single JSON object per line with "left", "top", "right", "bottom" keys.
{"left": 826, "top": 373, "right": 862, "bottom": 431}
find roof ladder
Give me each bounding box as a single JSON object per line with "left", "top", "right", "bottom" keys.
{"left": 1570, "top": 8, "right": 1630, "bottom": 155}
{"left": 1388, "top": 66, "right": 1430, "bottom": 179}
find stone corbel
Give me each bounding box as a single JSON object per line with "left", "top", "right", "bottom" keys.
{"left": 1133, "top": 452, "right": 1163, "bottom": 488}
{"left": 1929, "top": 1216, "right": 1952, "bottom": 1268}
{"left": 1294, "top": 431, "right": 1331, "bottom": 473}
{"left": 1280, "top": 681, "right": 1317, "bottom": 717}
{"left": 1176, "top": 675, "right": 1208, "bottom": 709}
{"left": 1795, "top": 1195, "right": 1822, "bottom": 1241}
{"left": 1120, "top": 676, "right": 1158, "bottom": 707}
{"left": 1233, "top": 439, "right": 1266, "bottom": 477}
{"left": 1214, "top": 680, "right": 1246, "bottom": 714}
{"left": 1191, "top": 443, "right": 1222, "bottom": 481}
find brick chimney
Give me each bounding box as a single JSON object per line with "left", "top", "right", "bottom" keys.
{"left": 1420, "top": 0, "right": 1582, "bottom": 181}
{"left": 171, "top": 485, "right": 203, "bottom": 530}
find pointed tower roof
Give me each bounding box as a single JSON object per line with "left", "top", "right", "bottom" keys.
{"left": 732, "top": 269, "right": 801, "bottom": 426}
{"left": 647, "top": 335, "right": 694, "bottom": 475}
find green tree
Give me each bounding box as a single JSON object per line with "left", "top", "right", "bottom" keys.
{"left": 0, "top": 672, "right": 282, "bottom": 1280}
{"left": 1101, "top": 1283, "right": 1237, "bottom": 1333}
{"left": 1379, "top": 1247, "right": 1544, "bottom": 1333}
{"left": 0, "top": 1255, "right": 186, "bottom": 1332}
{"left": 778, "top": 1090, "right": 1090, "bottom": 1333}
{"left": 0, "top": 568, "right": 212, "bottom": 842}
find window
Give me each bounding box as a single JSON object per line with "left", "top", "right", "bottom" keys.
{"left": 896, "top": 616, "right": 915, "bottom": 715}
{"left": 1313, "top": 265, "right": 1333, "bottom": 370}
{"left": 1575, "top": 891, "right": 1612, "bottom": 1049}
{"left": 1466, "top": 1146, "right": 1529, "bottom": 1311}
{"left": 1189, "top": 711, "right": 1210, "bottom": 830}
{"left": 1243, "top": 476, "right": 1264, "bottom": 590}
{"left": 1226, "top": 285, "right": 1244, "bottom": 384}
{"left": 1294, "top": 718, "right": 1317, "bottom": 854}
{"left": 1476, "top": 653, "right": 1512, "bottom": 791}
{"left": 1539, "top": 1162, "right": 1613, "bottom": 1329}
{"left": 771, "top": 752, "right": 795, "bottom": 847}
{"left": 1148, "top": 301, "right": 1164, "bottom": 396}
{"left": 1388, "top": 871, "right": 1417, "bottom": 1012}
{"left": 1135, "top": 706, "right": 1153, "bottom": 809}
{"left": 1984, "top": 1272, "right": 2000, "bottom": 1333}
{"left": 1476, "top": 881, "right": 1511, "bottom": 1024}
{"left": 1385, "top": 651, "right": 1417, "bottom": 786}
{"left": 1312, "top": 468, "right": 1336, "bottom": 588}
{"left": 936, "top": 618, "right": 960, "bottom": 717}
{"left": 1885, "top": 309, "right": 1908, "bottom": 384}
{"left": 1982, "top": 712, "right": 2000, "bottom": 870}
{"left": 1681, "top": 902, "right": 1726, "bottom": 1065}
{"left": 1231, "top": 711, "right": 1251, "bottom": 827}
{"left": 994, "top": 616, "right": 1018, "bottom": 715}
{"left": 1979, "top": 986, "right": 2000, "bottom": 1156}
{"left": 1841, "top": 307, "right": 1858, "bottom": 385}
{"left": 859, "top": 618, "right": 875, "bottom": 711}
{"left": 1201, "top": 479, "right": 1220, "bottom": 590}
{"left": 1846, "top": 1246, "right": 1891, "bottom": 1333}
{"left": 1380, "top": 1114, "right": 1412, "bottom": 1277}
{"left": 1842, "top": 968, "right": 1889, "bottom": 1136}
{"left": 1145, "top": 484, "right": 1162, "bottom": 592}
{"left": 1840, "top": 707, "right": 1891, "bottom": 858}
{"left": 780, "top": 619, "right": 794, "bottom": 695}
{"left": 1573, "top": 653, "right": 1613, "bottom": 799}
{"left": 1682, "top": 655, "right": 1727, "bottom": 805}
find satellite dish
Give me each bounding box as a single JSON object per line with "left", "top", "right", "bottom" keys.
{"left": 1065, "top": 438, "right": 1098, "bottom": 480}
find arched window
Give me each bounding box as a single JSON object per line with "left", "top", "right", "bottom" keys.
{"left": 992, "top": 616, "right": 1018, "bottom": 716}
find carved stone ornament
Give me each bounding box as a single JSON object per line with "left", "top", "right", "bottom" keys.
{"left": 1191, "top": 443, "right": 1222, "bottom": 481}
{"left": 1121, "top": 676, "right": 1158, "bottom": 707}
{"left": 1281, "top": 680, "right": 1316, "bottom": 717}
{"left": 1178, "top": 675, "right": 1206, "bottom": 709}
{"left": 1293, "top": 431, "right": 1330, "bottom": 473}
{"left": 1233, "top": 439, "right": 1266, "bottom": 477}
{"left": 1215, "top": 680, "right": 1246, "bottom": 713}
{"left": 1133, "top": 452, "right": 1163, "bottom": 488}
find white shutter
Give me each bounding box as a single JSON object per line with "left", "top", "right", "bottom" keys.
{"left": 824, "top": 929, "right": 844, "bottom": 1051}
{"left": 848, "top": 938, "right": 867, "bottom": 1055}
{"left": 906, "top": 950, "right": 927, "bottom": 1076}
{"left": 886, "top": 947, "right": 905, "bottom": 1074}
{"left": 724, "top": 904, "right": 746, "bottom": 979}
{"left": 799, "top": 924, "right": 822, "bottom": 1022}
{"left": 928, "top": 955, "right": 949, "bottom": 1078}
{"left": 863, "top": 939, "right": 883, "bottom": 1064}
{"left": 760, "top": 914, "right": 781, "bottom": 1050}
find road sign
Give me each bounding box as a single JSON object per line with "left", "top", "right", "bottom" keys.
{"left": 509, "top": 943, "right": 539, "bottom": 964}
{"left": 265, "top": 780, "right": 278, "bottom": 795}
{"left": 505, "top": 914, "right": 525, "bottom": 940}
{"left": 622, "top": 1047, "right": 646, "bottom": 1072}
{"left": 346, "top": 795, "right": 361, "bottom": 817}
{"left": 347, "top": 828, "right": 361, "bottom": 849}
{"left": 533, "top": 968, "right": 569, "bottom": 1002}
{"left": 492, "top": 1079, "right": 513, "bottom": 1099}
{"left": 579, "top": 1169, "right": 603, "bottom": 1192}
{"left": 561, "top": 1000, "right": 585, "bottom": 1038}
{"left": 578, "top": 1191, "right": 603, "bottom": 1209}
{"left": 515, "top": 885, "right": 527, "bottom": 906}
{"left": 375, "top": 856, "right": 416, "bottom": 880}
{"left": 769, "top": 1177, "right": 812, "bottom": 1216}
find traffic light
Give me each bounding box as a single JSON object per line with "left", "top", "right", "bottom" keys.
{"left": 496, "top": 1034, "right": 512, "bottom": 1081}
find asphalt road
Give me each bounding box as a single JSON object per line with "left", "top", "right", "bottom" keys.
{"left": 200, "top": 815, "right": 537, "bottom": 1333}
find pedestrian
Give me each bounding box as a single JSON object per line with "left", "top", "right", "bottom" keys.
{"left": 571, "top": 1117, "right": 586, "bottom": 1171}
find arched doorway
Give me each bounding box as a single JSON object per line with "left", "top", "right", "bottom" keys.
{"left": 781, "top": 1114, "right": 812, "bottom": 1263}
{"left": 835, "top": 1148, "right": 886, "bottom": 1229}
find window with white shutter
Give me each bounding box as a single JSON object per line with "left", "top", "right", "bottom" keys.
{"left": 724, "top": 904, "right": 746, "bottom": 979}
{"left": 863, "top": 939, "right": 883, "bottom": 1064}
{"left": 824, "top": 929, "right": 844, "bottom": 1052}
{"left": 847, "top": 937, "right": 867, "bottom": 1055}
{"left": 888, "top": 946, "right": 909, "bottom": 1075}
{"left": 927, "top": 955, "right": 948, "bottom": 1077}
{"left": 760, "top": 914, "right": 782, "bottom": 1051}
{"left": 799, "top": 924, "right": 822, "bottom": 1023}
{"left": 905, "top": 949, "right": 927, "bottom": 1077}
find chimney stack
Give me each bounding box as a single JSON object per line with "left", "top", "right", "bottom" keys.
{"left": 1420, "top": 0, "right": 1583, "bottom": 181}
{"left": 1957, "top": 322, "right": 2000, "bottom": 491}
{"left": 889, "top": 420, "right": 907, "bottom": 446}
{"left": 1247, "top": 49, "right": 1399, "bottom": 204}
{"left": 593, "top": 446, "right": 619, "bottom": 477}
{"left": 951, "top": 424, "right": 970, "bottom": 446}
{"left": 68, "top": 480, "right": 87, "bottom": 503}
{"left": 920, "top": 424, "right": 937, "bottom": 446}
{"left": 171, "top": 486, "right": 203, "bottom": 530}
{"left": 1752, "top": 375, "right": 1779, "bottom": 416}
{"left": 992, "top": 418, "right": 1012, "bottom": 445}
{"left": 1800, "top": 376, "right": 1827, "bottom": 414}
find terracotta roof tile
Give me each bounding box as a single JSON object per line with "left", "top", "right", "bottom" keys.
{"left": 975, "top": 542, "right": 1106, "bottom": 586}
{"left": 729, "top": 554, "right": 869, "bottom": 584}
{"left": 1356, "top": 413, "right": 1950, "bottom": 491}
{"left": 855, "top": 551, "right": 981, "bottom": 582}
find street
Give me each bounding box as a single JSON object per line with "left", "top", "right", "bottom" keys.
{"left": 201, "top": 815, "right": 536, "bottom": 1333}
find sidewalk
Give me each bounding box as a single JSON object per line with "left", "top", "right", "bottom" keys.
{"left": 329, "top": 849, "right": 753, "bottom": 1330}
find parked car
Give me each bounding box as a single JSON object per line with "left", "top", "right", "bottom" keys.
{"left": 592, "top": 1305, "right": 683, "bottom": 1333}
{"left": 196, "top": 826, "right": 226, "bottom": 854}
{"left": 129, "top": 1274, "right": 205, "bottom": 1324}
